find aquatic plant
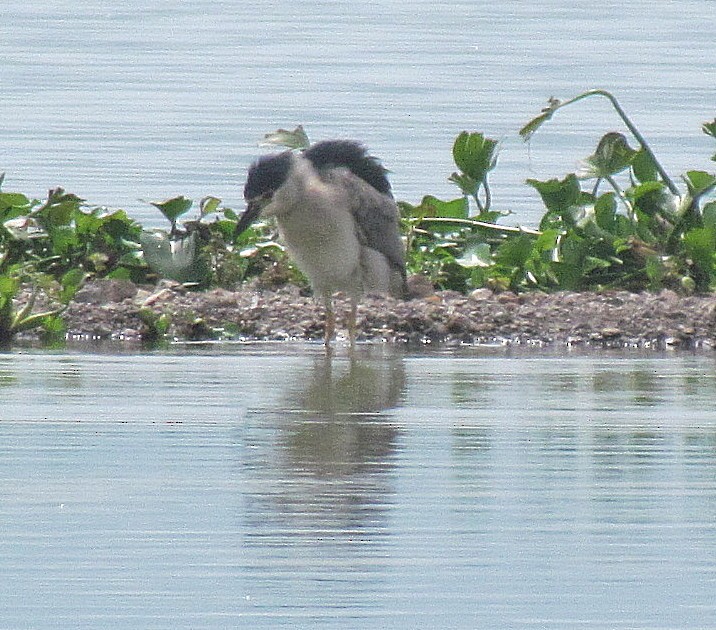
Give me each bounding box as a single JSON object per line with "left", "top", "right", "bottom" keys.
{"left": 401, "top": 89, "right": 715, "bottom": 293}
{"left": 1, "top": 90, "right": 714, "bottom": 348}
{"left": 140, "top": 193, "right": 302, "bottom": 289}
{"left": 0, "top": 180, "right": 110, "bottom": 347}
{"left": 137, "top": 105, "right": 714, "bottom": 295}
{"left": 0, "top": 182, "right": 146, "bottom": 281}
{"left": 0, "top": 263, "right": 84, "bottom": 349}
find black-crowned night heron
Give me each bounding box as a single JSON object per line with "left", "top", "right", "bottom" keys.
{"left": 236, "top": 140, "right": 407, "bottom": 345}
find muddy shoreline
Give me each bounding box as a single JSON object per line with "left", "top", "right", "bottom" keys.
{"left": 16, "top": 278, "right": 714, "bottom": 350}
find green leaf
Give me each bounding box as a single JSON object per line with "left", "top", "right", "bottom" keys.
{"left": 452, "top": 132, "right": 499, "bottom": 183}
{"left": 553, "top": 232, "right": 589, "bottom": 290}
{"left": 612, "top": 215, "right": 637, "bottom": 240}
{"left": 35, "top": 188, "right": 82, "bottom": 227}
{"left": 594, "top": 192, "right": 617, "bottom": 230}
{"left": 414, "top": 195, "right": 469, "bottom": 220}
{"left": 683, "top": 226, "right": 716, "bottom": 286}
{"left": 105, "top": 267, "right": 132, "bottom": 280}
{"left": 703, "top": 119, "right": 716, "bottom": 139}
{"left": 149, "top": 196, "right": 193, "bottom": 224}
{"left": 629, "top": 182, "right": 675, "bottom": 219}
{"left": 577, "top": 133, "right": 637, "bottom": 179}
{"left": 703, "top": 201, "right": 716, "bottom": 231}
{"left": 561, "top": 232, "right": 588, "bottom": 266}
{"left": 682, "top": 171, "right": 716, "bottom": 198}
{"left": 455, "top": 241, "right": 492, "bottom": 268}
{"left": 0, "top": 276, "right": 19, "bottom": 299}
{"left": 683, "top": 227, "right": 715, "bottom": 256}
{"left": 49, "top": 225, "right": 79, "bottom": 254}
{"left": 199, "top": 196, "right": 221, "bottom": 217}
{"left": 0, "top": 192, "right": 31, "bottom": 214}
{"left": 495, "top": 232, "right": 534, "bottom": 268}
{"left": 223, "top": 208, "right": 239, "bottom": 222}
{"left": 534, "top": 228, "right": 560, "bottom": 253}
{"left": 645, "top": 255, "right": 666, "bottom": 288}
{"left": 59, "top": 268, "right": 86, "bottom": 303}
{"left": 632, "top": 147, "right": 659, "bottom": 183}
{"left": 527, "top": 174, "right": 582, "bottom": 217}
{"left": 210, "top": 218, "right": 238, "bottom": 242}
{"left": 13, "top": 305, "right": 68, "bottom": 334}
{"left": 448, "top": 172, "right": 480, "bottom": 198}
{"left": 519, "top": 111, "right": 553, "bottom": 141}
{"left": 140, "top": 231, "right": 208, "bottom": 284}
{"left": 519, "top": 97, "right": 562, "bottom": 141}
{"left": 473, "top": 209, "right": 508, "bottom": 224}
{"left": 1, "top": 204, "right": 30, "bottom": 224}
{"left": 45, "top": 203, "right": 75, "bottom": 227}
{"left": 102, "top": 210, "right": 140, "bottom": 240}
{"left": 583, "top": 256, "right": 613, "bottom": 274}
{"left": 260, "top": 125, "right": 311, "bottom": 149}
{"left": 74, "top": 209, "right": 103, "bottom": 236}
{"left": 41, "top": 314, "right": 66, "bottom": 336}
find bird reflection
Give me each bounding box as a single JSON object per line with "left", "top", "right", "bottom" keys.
{"left": 243, "top": 347, "right": 405, "bottom": 536}
{"left": 283, "top": 347, "right": 405, "bottom": 477}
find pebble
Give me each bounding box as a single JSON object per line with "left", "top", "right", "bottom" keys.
{"left": 14, "top": 278, "right": 716, "bottom": 349}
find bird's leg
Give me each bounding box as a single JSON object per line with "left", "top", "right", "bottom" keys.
{"left": 324, "top": 297, "right": 335, "bottom": 347}
{"left": 348, "top": 297, "right": 358, "bottom": 348}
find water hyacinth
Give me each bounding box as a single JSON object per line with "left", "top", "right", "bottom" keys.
{"left": 0, "top": 89, "right": 715, "bottom": 347}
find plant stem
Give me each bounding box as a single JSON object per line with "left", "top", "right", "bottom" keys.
{"left": 605, "top": 174, "right": 634, "bottom": 220}
{"left": 558, "top": 89, "right": 680, "bottom": 196}
{"left": 415, "top": 216, "right": 542, "bottom": 236}
{"left": 474, "top": 194, "right": 484, "bottom": 214}
{"left": 483, "top": 181, "right": 492, "bottom": 212}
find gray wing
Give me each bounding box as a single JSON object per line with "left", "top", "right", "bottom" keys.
{"left": 324, "top": 168, "right": 406, "bottom": 279}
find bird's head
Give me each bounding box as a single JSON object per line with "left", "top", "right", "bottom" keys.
{"left": 236, "top": 150, "right": 294, "bottom": 237}
{"left": 236, "top": 139, "right": 392, "bottom": 240}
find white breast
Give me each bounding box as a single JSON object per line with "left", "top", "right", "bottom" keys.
{"left": 270, "top": 159, "right": 363, "bottom": 298}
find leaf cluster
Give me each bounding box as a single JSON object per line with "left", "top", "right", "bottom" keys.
{"left": 139, "top": 194, "right": 305, "bottom": 290}
{"left": 2, "top": 95, "right": 715, "bottom": 348}
{"left": 0, "top": 180, "right": 148, "bottom": 345}
{"left": 401, "top": 92, "right": 716, "bottom": 294}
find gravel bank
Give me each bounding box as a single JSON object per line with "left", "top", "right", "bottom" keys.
{"left": 31, "top": 278, "right": 715, "bottom": 350}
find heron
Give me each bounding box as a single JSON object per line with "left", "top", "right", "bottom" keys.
{"left": 235, "top": 139, "right": 407, "bottom": 346}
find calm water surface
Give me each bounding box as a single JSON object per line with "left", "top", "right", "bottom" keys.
{"left": 2, "top": 3, "right": 716, "bottom": 625}
{"left": 1, "top": 0, "right": 714, "bottom": 225}
{"left": 1, "top": 345, "right": 716, "bottom": 628}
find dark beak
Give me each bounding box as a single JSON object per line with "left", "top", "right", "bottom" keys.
{"left": 234, "top": 198, "right": 265, "bottom": 239}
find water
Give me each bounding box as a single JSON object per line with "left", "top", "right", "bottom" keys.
{"left": 1, "top": 345, "right": 716, "bottom": 628}
{"left": 1, "top": 0, "right": 714, "bottom": 226}
{"left": 2, "top": 3, "right": 716, "bottom": 625}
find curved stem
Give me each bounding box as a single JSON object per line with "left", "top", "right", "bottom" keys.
{"left": 474, "top": 194, "right": 484, "bottom": 214}
{"left": 483, "top": 181, "right": 492, "bottom": 212}
{"left": 560, "top": 90, "right": 680, "bottom": 196}
{"left": 605, "top": 174, "right": 634, "bottom": 221}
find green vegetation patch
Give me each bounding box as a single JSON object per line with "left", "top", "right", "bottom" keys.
{"left": 1, "top": 90, "right": 714, "bottom": 348}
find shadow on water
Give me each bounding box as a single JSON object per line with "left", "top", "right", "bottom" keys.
{"left": 285, "top": 349, "right": 405, "bottom": 475}
{"left": 241, "top": 345, "right": 406, "bottom": 538}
